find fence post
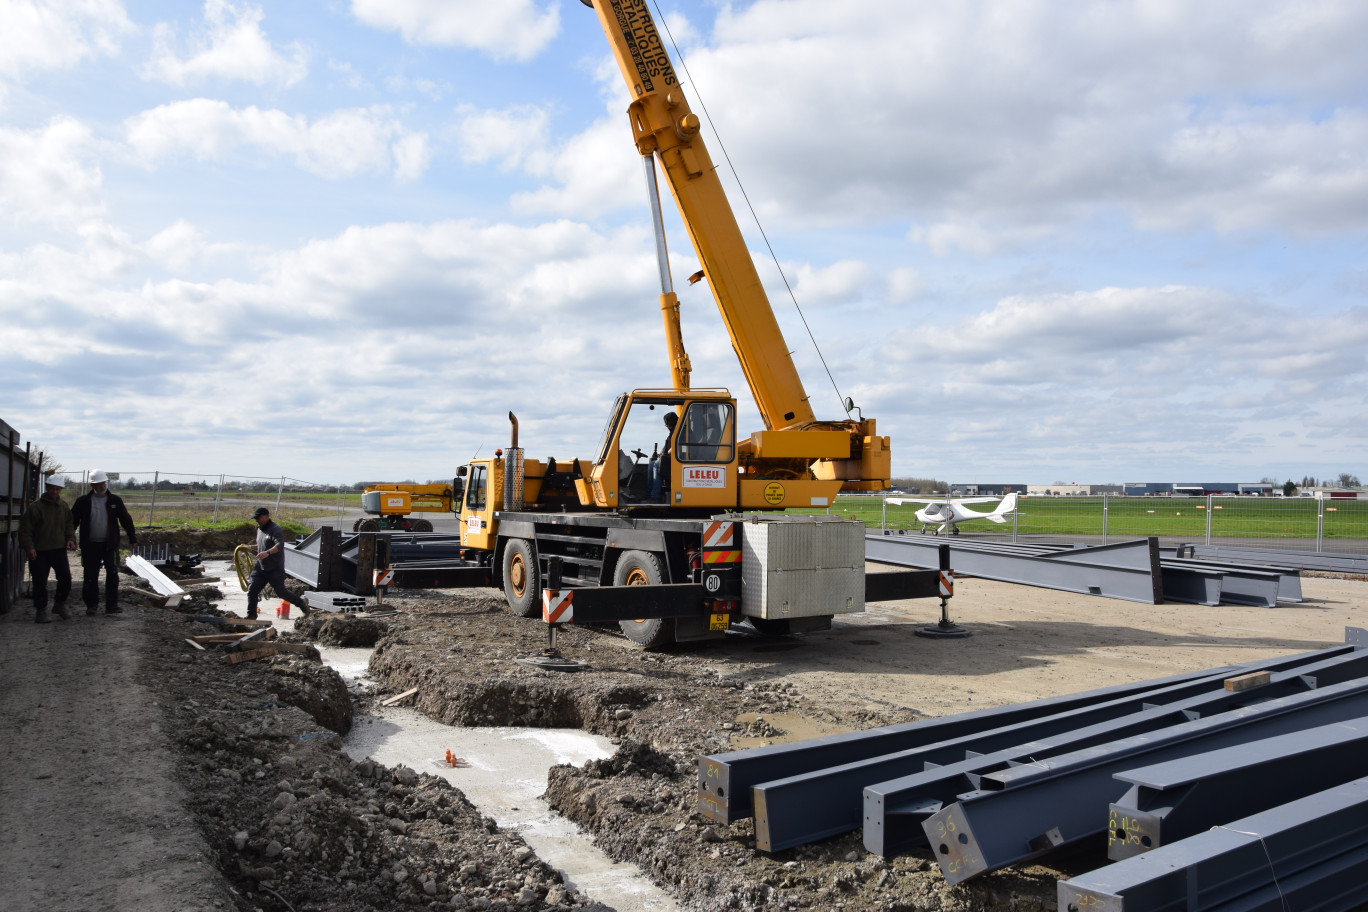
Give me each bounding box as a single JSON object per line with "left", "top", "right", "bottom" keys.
{"left": 212, "top": 474, "right": 223, "bottom": 522}
{"left": 1102, "top": 493, "right": 1109, "bottom": 545}
{"left": 275, "top": 476, "right": 284, "bottom": 513}
{"left": 148, "top": 471, "right": 159, "bottom": 527}
{"left": 337, "top": 486, "right": 343, "bottom": 527}
{"left": 1205, "top": 494, "right": 1213, "bottom": 545}
{"left": 1317, "top": 497, "right": 1325, "bottom": 552}
{"left": 881, "top": 496, "right": 888, "bottom": 533}
{"left": 1012, "top": 498, "right": 1019, "bottom": 543}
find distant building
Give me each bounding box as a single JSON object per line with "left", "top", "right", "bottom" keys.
{"left": 948, "top": 483, "right": 1026, "bottom": 496}
{"left": 1123, "top": 482, "right": 1274, "bottom": 496}
{"left": 1028, "top": 484, "right": 1123, "bottom": 496}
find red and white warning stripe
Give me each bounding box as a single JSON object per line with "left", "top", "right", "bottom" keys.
{"left": 939, "top": 570, "right": 954, "bottom": 598}
{"left": 373, "top": 569, "right": 395, "bottom": 587}
{"left": 542, "top": 589, "right": 573, "bottom": 624}
{"left": 703, "top": 521, "right": 741, "bottom": 563}
{"left": 703, "top": 521, "right": 734, "bottom": 549}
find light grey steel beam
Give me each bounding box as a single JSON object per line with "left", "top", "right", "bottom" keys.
{"left": 866, "top": 534, "right": 1163, "bottom": 604}
{"left": 1160, "top": 558, "right": 1281, "bottom": 607}
{"left": 919, "top": 677, "right": 1368, "bottom": 885}
{"left": 1107, "top": 715, "right": 1368, "bottom": 860}
{"left": 1182, "top": 542, "right": 1368, "bottom": 574}
{"left": 862, "top": 645, "right": 1368, "bottom": 859}
{"left": 1156, "top": 564, "right": 1223, "bottom": 606}
{"left": 1059, "top": 775, "right": 1368, "bottom": 912}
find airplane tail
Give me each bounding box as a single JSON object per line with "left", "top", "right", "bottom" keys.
{"left": 986, "top": 492, "right": 1018, "bottom": 523}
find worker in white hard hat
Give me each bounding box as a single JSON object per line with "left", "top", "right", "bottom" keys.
{"left": 72, "top": 470, "right": 138, "bottom": 615}
{"left": 18, "top": 474, "right": 76, "bottom": 623}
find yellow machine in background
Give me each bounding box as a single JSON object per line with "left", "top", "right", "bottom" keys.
{"left": 354, "top": 482, "right": 457, "bottom": 532}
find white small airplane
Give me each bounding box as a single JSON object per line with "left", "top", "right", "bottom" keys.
{"left": 887, "top": 492, "right": 1019, "bottom": 536}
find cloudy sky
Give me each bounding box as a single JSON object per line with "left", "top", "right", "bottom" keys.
{"left": 3, "top": 0, "right": 1366, "bottom": 487}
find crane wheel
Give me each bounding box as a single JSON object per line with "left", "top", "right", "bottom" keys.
{"left": 357, "top": 518, "right": 381, "bottom": 532}
{"left": 412, "top": 519, "right": 434, "bottom": 532}
{"left": 502, "top": 538, "right": 540, "bottom": 618}
{"left": 614, "top": 550, "right": 675, "bottom": 648}
{"left": 352, "top": 519, "right": 363, "bottom": 532}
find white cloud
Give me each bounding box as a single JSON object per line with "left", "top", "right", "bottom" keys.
{"left": 143, "top": 0, "right": 308, "bottom": 87}
{"left": 632, "top": 0, "right": 1368, "bottom": 252}
{"left": 350, "top": 0, "right": 559, "bottom": 62}
{"left": 454, "top": 105, "right": 551, "bottom": 173}
{"left": 0, "top": 118, "right": 104, "bottom": 229}
{"left": 124, "top": 99, "right": 430, "bottom": 181}
{"left": 865, "top": 285, "right": 1368, "bottom": 475}
{"left": 0, "top": 0, "right": 131, "bottom": 81}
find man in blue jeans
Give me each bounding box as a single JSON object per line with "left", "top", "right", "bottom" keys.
{"left": 246, "top": 507, "right": 310, "bottom": 619}
{"left": 72, "top": 470, "right": 138, "bottom": 615}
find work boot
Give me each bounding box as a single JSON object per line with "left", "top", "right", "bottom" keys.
{"left": 86, "top": 606, "right": 98, "bottom": 616}
{"left": 34, "top": 608, "right": 51, "bottom": 624}
{"left": 53, "top": 603, "right": 71, "bottom": 620}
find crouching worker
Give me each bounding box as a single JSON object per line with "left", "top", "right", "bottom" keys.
{"left": 246, "top": 507, "right": 310, "bottom": 620}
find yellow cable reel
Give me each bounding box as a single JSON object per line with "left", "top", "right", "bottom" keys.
{"left": 233, "top": 545, "right": 255, "bottom": 592}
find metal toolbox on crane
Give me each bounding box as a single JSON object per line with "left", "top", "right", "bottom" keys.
{"left": 739, "top": 515, "right": 865, "bottom": 619}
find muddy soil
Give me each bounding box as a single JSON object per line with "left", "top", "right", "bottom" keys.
{"left": 2, "top": 563, "right": 610, "bottom": 912}
{"left": 360, "top": 572, "right": 1368, "bottom": 912}
{"left": 8, "top": 553, "right": 1365, "bottom": 912}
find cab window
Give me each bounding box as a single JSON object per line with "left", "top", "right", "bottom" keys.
{"left": 465, "top": 465, "right": 487, "bottom": 511}
{"left": 677, "top": 402, "right": 734, "bottom": 463}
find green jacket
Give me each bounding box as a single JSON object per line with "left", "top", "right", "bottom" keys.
{"left": 19, "top": 497, "right": 75, "bottom": 551}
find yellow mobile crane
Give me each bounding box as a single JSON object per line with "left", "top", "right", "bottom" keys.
{"left": 379, "top": 0, "right": 946, "bottom": 646}
{"left": 353, "top": 483, "right": 456, "bottom": 532}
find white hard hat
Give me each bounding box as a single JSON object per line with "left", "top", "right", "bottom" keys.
{"left": 45, "top": 473, "right": 66, "bottom": 488}
{"left": 90, "top": 470, "right": 108, "bottom": 483}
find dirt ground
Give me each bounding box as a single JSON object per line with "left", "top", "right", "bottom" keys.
{"left": 2, "top": 550, "right": 1364, "bottom": 912}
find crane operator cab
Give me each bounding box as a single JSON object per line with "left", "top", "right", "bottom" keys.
{"left": 587, "top": 389, "right": 736, "bottom": 509}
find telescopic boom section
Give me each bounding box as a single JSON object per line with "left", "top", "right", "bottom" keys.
{"left": 585, "top": 0, "right": 814, "bottom": 431}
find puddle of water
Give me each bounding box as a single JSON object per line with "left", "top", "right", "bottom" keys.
{"left": 729, "top": 711, "right": 852, "bottom": 750}
{"left": 315, "top": 639, "right": 679, "bottom": 911}
{"left": 197, "top": 562, "right": 678, "bottom": 909}
{"left": 345, "top": 708, "right": 680, "bottom": 909}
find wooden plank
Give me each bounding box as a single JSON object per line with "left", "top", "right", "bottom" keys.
{"left": 227, "top": 626, "right": 277, "bottom": 650}
{"left": 184, "top": 615, "right": 273, "bottom": 627}
{"left": 224, "top": 645, "right": 283, "bottom": 665}
{"left": 184, "top": 638, "right": 206, "bottom": 651}
{"left": 380, "top": 687, "right": 419, "bottom": 707}
{"left": 1224, "top": 670, "right": 1272, "bottom": 692}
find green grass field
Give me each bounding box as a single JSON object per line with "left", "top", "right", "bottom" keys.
{"left": 797, "top": 495, "right": 1368, "bottom": 541}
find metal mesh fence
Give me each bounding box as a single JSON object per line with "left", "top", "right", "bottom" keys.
{"left": 848, "top": 493, "right": 1368, "bottom": 556}
{"left": 59, "top": 470, "right": 361, "bottom": 528}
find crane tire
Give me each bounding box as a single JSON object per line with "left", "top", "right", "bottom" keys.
{"left": 502, "top": 538, "right": 540, "bottom": 618}
{"left": 614, "top": 550, "right": 675, "bottom": 648}
{"left": 412, "top": 519, "right": 434, "bottom": 532}
{"left": 358, "top": 518, "right": 381, "bottom": 533}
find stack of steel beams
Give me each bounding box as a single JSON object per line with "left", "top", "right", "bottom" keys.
{"left": 868, "top": 533, "right": 1305, "bottom": 607}
{"left": 697, "top": 630, "right": 1368, "bottom": 900}
{"left": 285, "top": 527, "right": 489, "bottom": 594}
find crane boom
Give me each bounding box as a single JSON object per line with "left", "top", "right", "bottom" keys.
{"left": 583, "top": 0, "right": 891, "bottom": 491}
{"left": 585, "top": 0, "right": 814, "bottom": 430}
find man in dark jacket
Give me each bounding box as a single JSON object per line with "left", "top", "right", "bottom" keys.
{"left": 72, "top": 470, "right": 138, "bottom": 615}
{"left": 19, "top": 474, "right": 76, "bottom": 622}
{"left": 246, "top": 507, "right": 310, "bottom": 620}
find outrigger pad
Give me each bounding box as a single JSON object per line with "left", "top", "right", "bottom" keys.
{"left": 514, "top": 655, "right": 591, "bottom": 672}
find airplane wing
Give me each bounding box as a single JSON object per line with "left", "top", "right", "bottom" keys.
{"left": 951, "top": 497, "right": 1007, "bottom": 505}
{"left": 886, "top": 498, "right": 942, "bottom": 506}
